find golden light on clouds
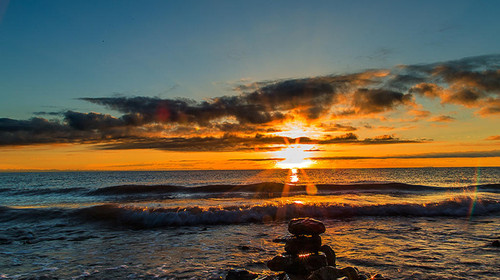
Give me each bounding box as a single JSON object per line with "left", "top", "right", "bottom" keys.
{"left": 273, "top": 121, "right": 324, "bottom": 139}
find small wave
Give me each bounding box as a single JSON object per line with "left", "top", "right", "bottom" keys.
{"left": 89, "top": 184, "right": 184, "bottom": 195}
{"left": 7, "top": 182, "right": 495, "bottom": 198}
{"left": 74, "top": 196, "right": 500, "bottom": 228}
{"left": 13, "top": 187, "right": 88, "bottom": 196}
{"left": 0, "top": 187, "right": 12, "bottom": 193}
{"left": 0, "top": 206, "right": 68, "bottom": 223}
{"left": 476, "top": 184, "right": 500, "bottom": 192}
{"left": 89, "top": 182, "right": 445, "bottom": 197}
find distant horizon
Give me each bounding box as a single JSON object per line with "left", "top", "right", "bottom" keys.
{"left": 2, "top": 165, "right": 499, "bottom": 173}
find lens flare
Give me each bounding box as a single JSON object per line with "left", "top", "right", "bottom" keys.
{"left": 468, "top": 167, "right": 481, "bottom": 220}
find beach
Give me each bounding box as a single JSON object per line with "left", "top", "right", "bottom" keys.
{"left": 0, "top": 167, "right": 499, "bottom": 279}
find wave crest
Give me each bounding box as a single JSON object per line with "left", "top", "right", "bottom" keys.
{"left": 75, "top": 195, "right": 500, "bottom": 228}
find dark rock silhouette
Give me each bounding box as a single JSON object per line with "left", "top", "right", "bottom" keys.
{"left": 288, "top": 218, "right": 326, "bottom": 235}
{"left": 265, "top": 218, "right": 389, "bottom": 280}
{"left": 226, "top": 218, "right": 391, "bottom": 280}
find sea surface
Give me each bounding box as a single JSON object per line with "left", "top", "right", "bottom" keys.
{"left": 0, "top": 167, "right": 499, "bottom": 279}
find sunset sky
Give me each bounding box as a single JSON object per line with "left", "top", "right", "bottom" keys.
{"left": 1, "top": 0, "right": 499, "bottom": 170}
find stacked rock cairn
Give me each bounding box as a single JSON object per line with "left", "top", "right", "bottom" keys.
{"left": 267, "top": 218, "right": 388, "bottom": 280}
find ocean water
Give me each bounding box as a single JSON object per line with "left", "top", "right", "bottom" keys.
{"left": 0, "top": 167, "right": 499, "bottom": 279}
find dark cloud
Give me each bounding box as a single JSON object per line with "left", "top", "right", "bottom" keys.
{"left": 64, "top": 111, "right": 126, "bottom": 130}
{"left": 0, "top": 117, "right": 68, "bottom": 145}
{"left": 97, "top": 135, "right": 287, "bottom": 152}
{"left": 318, "top": 133, "right": 359, "bottom": 144}
{"left": 79, "top": 70, "right": 397, "bottom": 128}
{"left": 360, "top": 134, "right": 427, "bottom": 145}
{"left": 320, "top": 123, "right": 357, "bottom": 132}
{"left": 245, "top": 77, "right": 338, "bottom": 119}
{"left": 310, "top": 150, "right": 500, "bottom": 160}
{"left": 316, "top": 133, "right": 426, "bottom": 145}
{"left": 404, "top": 54, "right": 500, "bottom": 114}
{"left": 0, "top": 117, "right": 99, "bottom": 145}
{"left": 93, "top": 133, "right": 428, "bottom": 152}
{"left": 33, "top": 111, "right": 64, "bottom": 116}
{"left": 81, "top": 95, "right": 280, "bottom": 126}
{"left": 350, "top": 88, "right": 413, "bottom": 114}
{"left": 0, "top": 112, "right": 143, "bottom": 146}
{"left": 409, "top": 83, "right": 443, "bottom": 99}
{"left": 0, "top": 114, "right": 428, "bottom": 149}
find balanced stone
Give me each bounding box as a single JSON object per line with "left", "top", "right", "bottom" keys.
{"left": 288, "top": 218, "right": 326, "bottom": 235}
{"left": 284, "top": 235, "right": 322, "bottom": 254}
{"left": 307, "top": 266, "right": 341, "bottom": 280}
{"left": 319, "top": 245, "right": 336, "bottom": 267}
{"left": 267, "top": 252, "right": 328, "bottom": 275}
{"left": 300, "top": 252, "right": 328, "bottom": 272}
{"left": 267, "top": 254, "right": 294, "bottom": 272}
{"left": 267, "top": 254, "right": 308, "bottom": 275}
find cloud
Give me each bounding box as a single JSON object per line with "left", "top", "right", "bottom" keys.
{"left": 429, "top": 115, "right": 456, "bottom": 122}
{"left": 232, "top": 150, "right": 500, "bottom": 162}
{"left": 316, "top": 133, "right": 427, "bottom": 146}
{"left": 0, "top": 117, "right": 73, "bottom": 145}
{"left": 1, "top": 54, "right": 499, "bottom": 149}
{"left": 64, "top": 111, "right": 126, "bottom": 130}
{"left": 477, "top": 98, "right": 500, "bottom": 116}
{"left": 349, "top": 88, "right": 413, "bottom": 114}
{"left": 319, "top": 123, "right": 357, "bottom": 132}
{"left": 310, "top": 150, "right": 500, "bottom": 160}
{"left": 79, "top": 70, "right": 401, "bottom": 128}
{"left": 358, "top": 134, "right": 428, "bottom": 145}
{"left": 82, "top": 54, "right": 500, "bottom": 128}
{"left": 95, "top": 133, "right": 427, "bottom": 152}
{"left": 405, "top": 54, "right": 500, "bottom": 115}
{"left": 486, "top": 135, "right": 500, "bottom": 141}
{"left": 0, "top": 114, "right": 428, "bottom": 149}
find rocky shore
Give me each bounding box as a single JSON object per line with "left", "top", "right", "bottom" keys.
{"left": 226, "top": 218, "right": 390, "bottom": 280}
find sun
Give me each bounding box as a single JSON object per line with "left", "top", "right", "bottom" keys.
{"left": 266, "top": 121, "right": 320, "bottom": 193}
{"left": 273, "top": 143, "right": 315, "bottom": 169}
{"left": 270, "top": 121, "right": 319, "bottom": 170}
{"left": 272, "top": 140, "right": 318, "bottom": 194}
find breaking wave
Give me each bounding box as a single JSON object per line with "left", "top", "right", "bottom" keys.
{"left": 77, "top": 196, "right": 500, "bottom": 228}
{"left": 2, "top": 195, "right": 498, "bottom": 228}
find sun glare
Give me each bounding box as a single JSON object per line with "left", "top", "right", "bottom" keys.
{"left": 274, "top": 144, "right": 315, "bottom": 169}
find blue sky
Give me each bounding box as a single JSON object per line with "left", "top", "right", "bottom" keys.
{"left": 1, "top": 0, "right": 500, "bottom": 118}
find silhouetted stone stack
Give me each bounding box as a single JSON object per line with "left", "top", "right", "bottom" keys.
{"left": 225, "top": 218, "right": 391, "bottom": 280}
{"left": 267, "top": 218, "right": 337, "bottom": 278}
{"left": 265, "top": 218, "right": 389, "bottom": 280}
